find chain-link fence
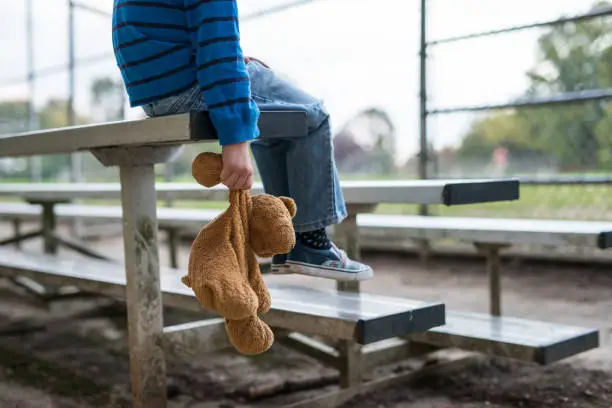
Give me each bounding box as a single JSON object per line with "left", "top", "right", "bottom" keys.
{"left": 420, "top": 0, "right": 612, "bottom": 224}
{"left": 1, "top": 1, "right": 611, "bottom": 252}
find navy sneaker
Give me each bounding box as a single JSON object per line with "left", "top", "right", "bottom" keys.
{"left": 271, "top": 242, "right": 373, "bottom": 281}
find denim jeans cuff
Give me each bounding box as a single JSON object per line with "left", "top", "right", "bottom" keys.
{"left": 293, "top": 210, "right": 348, "bottom": 233}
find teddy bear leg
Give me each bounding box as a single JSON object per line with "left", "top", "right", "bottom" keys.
{"left": 248, "top": 267, "right": 272, "bottom": 315}
{"left": 225, "top": 316, "right": 274, "bottom": 355}
{"left": 188, "top": 264, "right": 260, "bottom": 320}
{"left": 197, "top": 281, "right": 260, "bottom": 321}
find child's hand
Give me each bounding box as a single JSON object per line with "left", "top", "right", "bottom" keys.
{"left": 221, "top": 142, "right": 254, "bottom": 190}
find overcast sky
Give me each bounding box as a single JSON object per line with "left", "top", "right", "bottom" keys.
{"left": 0, "top": 0, "right": 596, "bottom": 161}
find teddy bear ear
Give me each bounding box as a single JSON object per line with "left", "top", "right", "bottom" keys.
{"left": 192, "top": 152, "right": 223, "bottom": 187}
{"left": 280, "top": 197, "right": 297, "bottom": 218}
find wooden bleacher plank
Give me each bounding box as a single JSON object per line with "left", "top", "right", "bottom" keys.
{"left": 0, "top": 248, "right": 445, "bottom": 345}
{"left": 0, "top": 110, "right": 308, "bottom": 158}
{"left": 411, "top": 311, "right": 600, "bottom": 365}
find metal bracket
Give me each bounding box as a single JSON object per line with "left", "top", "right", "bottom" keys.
{"left": 474, "top": 243, "right": 512, "bottom": 316}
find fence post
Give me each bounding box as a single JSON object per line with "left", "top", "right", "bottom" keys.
{"left": 418, "top": 0, "right": 429, "bottom": 216}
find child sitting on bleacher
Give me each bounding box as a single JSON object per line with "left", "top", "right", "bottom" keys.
{"left": 112, "top": 0, "right": 372, "bottom": 281}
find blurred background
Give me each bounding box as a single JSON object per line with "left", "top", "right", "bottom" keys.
{"left": 1, "top": 0, "right": 611, "bottom": 249}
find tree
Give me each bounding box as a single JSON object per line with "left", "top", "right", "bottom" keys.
{"left": 0, "top": 100, "right": 28, "bottom": 133}
{"left": 458, "top": 1, "right": 612, "bottom": 171}
{"left": 36, "top": 99, "right": 90, "bottom": 129}
{"left": 0, "top": 99, "right": 91, "bottom": 179}
{"left": 91, "top": 77, "right": 125, "bottom": 122}
{"left": 37, "top": 99, "right": 92, "bottom": 179}
{"left": 334, "top": 107, "right": 397, "bottom": 175}
{"left": 458, "top": 112, "right": 533, "bottom": 157}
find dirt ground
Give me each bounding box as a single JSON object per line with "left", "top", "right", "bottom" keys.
{"left": 0, "top": 227, "right": 611, "bottom": 407}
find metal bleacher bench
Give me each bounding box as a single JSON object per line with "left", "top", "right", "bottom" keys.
{"left": 0, "top": 111, "right": 599, "bottom": 407}
{"left": 2, "top": 201, "right": 610, "bottom": 321}
{"left": 358, "top": 214, "right": 612, "bottom": 317}
{"left": 3, "top": 201, "right": 611, "bottom": 314}
{"left": 0, "top": 178, "right": 520, "bottom": 268}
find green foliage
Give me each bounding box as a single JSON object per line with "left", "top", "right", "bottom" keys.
{"left": 91, "top": 77, "right": 119, "bottom": 104}
{"left": 459, "top": 112, "right": 533, "bottom": 157}
{"left": 38, "top": 99, "right": 90, "bottom": 130}
{"left": 0, "top": 100, "right": 28, "bottom": 122}
{"left": 90, "top": 77, "right": 125, "bottom": 122}
{"left": 458, "top": 1, "right": 612, "bottom": 172}
{"left": 0, "top": 99, "right": 90, "bottom": 180}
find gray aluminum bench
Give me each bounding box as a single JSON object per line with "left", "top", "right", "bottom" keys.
{"left": 0, "top": 173, "right": 519, "bottom": 268}
{"left": 0, "top": 248, "right": 445, "bottom": 348}
{"left": 0, "top": 110, "right": 333, "bottom": 408}
{"left": 357, "top": 214, "right": 612, "bottom": 316}
{"left": 0, "top": 202, "right": 222, "bottom": 265}
{"left": 411, "top": 311, "right": 598, "bottom": 365}
{"left": 0, "top": 179, "right": 520, "bottom": 205}
{"left": 0, "top": 247, "right": 598, "bottom": 372}
{"left": 0, "top": 179, "right": 520, "bottom": 268}
{"left": 0, "top": 109, "right": 518, "bottom": 407}
{"left": 0, "top": 203, "right": 600, "bottom": 365}
{"left": 0, "top": 246, "right": 448, "bottom": 408}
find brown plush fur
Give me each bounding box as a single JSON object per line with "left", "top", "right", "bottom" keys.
{"left": 182, "top": 152, "right": 296, "bottom": 355}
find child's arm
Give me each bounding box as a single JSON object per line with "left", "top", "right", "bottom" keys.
{"left": 186, "top": 0, "right": 259, "bottom": 146}
{"left": 186, "top": 0, "right": 257, "bottom": 189}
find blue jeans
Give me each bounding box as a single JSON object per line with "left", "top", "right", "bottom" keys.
{"left": 142, "top": 61, "right": 347, "bottom": 233}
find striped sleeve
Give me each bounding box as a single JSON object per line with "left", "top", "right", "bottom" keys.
{"left": 185, "top": 0, "right": 260, "bottom": 145}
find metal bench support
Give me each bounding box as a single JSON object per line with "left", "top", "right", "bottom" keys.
{"left": 334, "top": 204, "right": 376, "bottom": 389}
{"left": 0, "top": 199, "right": 109, "bottom": 261}
{"left": 166, "top": 228, "right": 180, "bottom": 269}
{"left": 416, "top": 239, "right": 432, "bottom": 268}
{"left": 93, "top": 146, "right": 181, "bottom": 408}
{"left": 0, "top": 199, "right": 110, "bottom": 303}
{"left": 41, "top": 202, "right": 58, "bottom": 254}
{"left": 11, "top": 219, "right": 22, "bottom": 249}
{"left": 474, "top": 243, "right": 511, "bottom": 317}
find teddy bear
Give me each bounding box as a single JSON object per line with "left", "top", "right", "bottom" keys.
{"left": 181, "top": 152, "right": 296, "bottom": 355}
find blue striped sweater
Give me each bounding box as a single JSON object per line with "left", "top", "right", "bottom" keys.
{"left": 112, "top": 0, "right": 260, "bottom": 145}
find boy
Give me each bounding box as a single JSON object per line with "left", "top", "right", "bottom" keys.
{"left": 112, "top": 0, "right": 372, "bottom": 281}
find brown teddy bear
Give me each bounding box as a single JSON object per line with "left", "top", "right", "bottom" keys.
{"left": 182, "top": 152, "right": 296, "bottom": 355}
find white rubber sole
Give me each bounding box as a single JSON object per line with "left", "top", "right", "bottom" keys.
{"left": 270, "top": 264, "right": 293, "bottom": 275}
{"left": 272, "top": 261, "right": 374, "bottom": 281}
